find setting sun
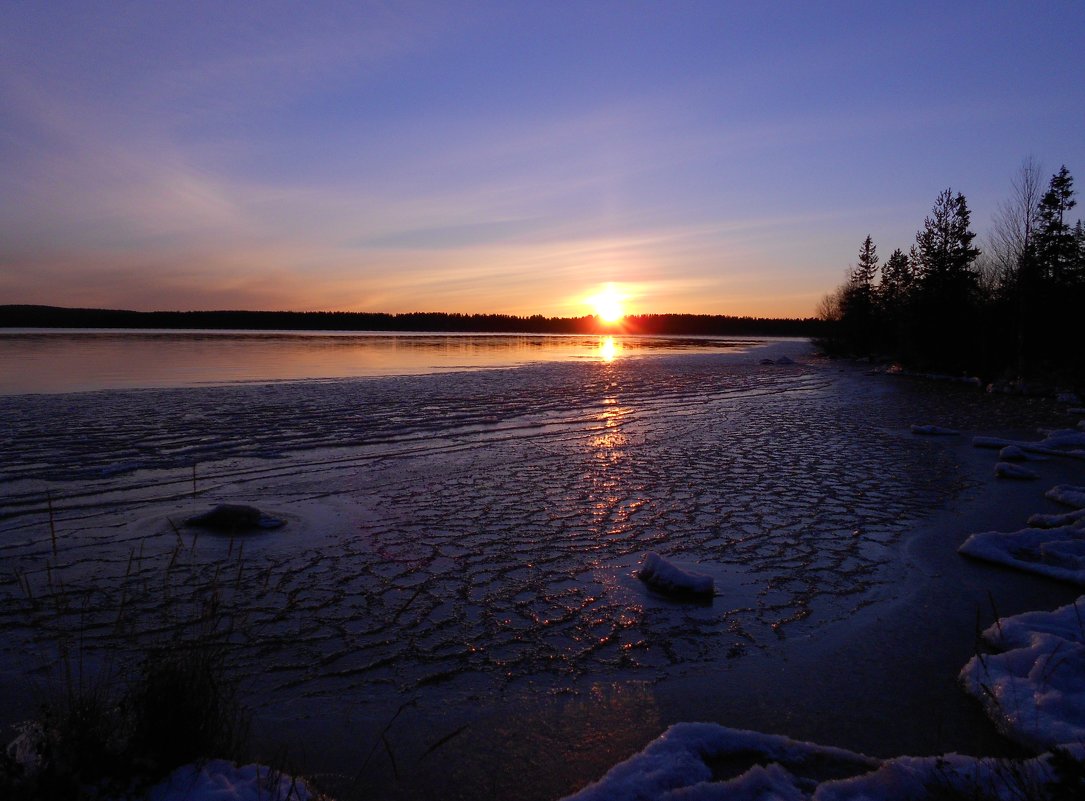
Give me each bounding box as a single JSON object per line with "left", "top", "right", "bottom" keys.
{"left": 590, "top": 284, "right": 625, "bottom": 323}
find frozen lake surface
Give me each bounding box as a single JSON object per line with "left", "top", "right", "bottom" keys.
{"left": 1, "top": 338, "right": 1078, "bottom": 799}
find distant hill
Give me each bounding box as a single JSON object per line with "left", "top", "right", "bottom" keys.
{"left": 0, "top": 305, "right": 824, "bottom": 337}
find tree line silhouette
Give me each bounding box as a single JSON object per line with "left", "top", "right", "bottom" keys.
{"left": 820, "top": 162, "right": 1084, "bottom": 387}
{"left": 0, "top": 305, "right": 823, "bottom": 338}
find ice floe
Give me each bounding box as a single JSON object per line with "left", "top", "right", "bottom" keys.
{"left": 562, "top": 722, "right": 1085, "bottom": 801}
{"left": 960, "top": 598, "right": 1085, "bottom": 752}
{"left": 636, "top": 552, "right": 714, "bottom": 599}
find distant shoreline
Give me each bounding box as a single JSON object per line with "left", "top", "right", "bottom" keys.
{"left": 0, "top": 304, "right": 823, "bottom": 337}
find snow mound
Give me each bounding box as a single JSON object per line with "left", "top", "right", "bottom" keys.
{"left": 1028, "top": 508, "right": 1085, "bottom": 529}
{"left": 959, "top": 524, "right": 1085, "bottom": 585}
{"left": 562, "top": 722, "right": 1084, "bottom": 801}
{"left": 637, "top": 553, "right": 714, "bottom": 598}
{"left": 999, "top": 445, "right": 1028, "bottom": 461}
{"left": 980, "top": 597, "right": 1085, "bottom": 652}
{"left": 961, "top": 621, "right": 1085, "bottom": 751}
{"left": 972, "top": 434, "right": 1085, "bottom": 461}
{"left": 995, "top": 462, "right": 1039, "bottom": 480}
{"left": 910, "top": 424, "right": 959, "bottom": 436}
{"left": 1047, "top": 485, "right": 1085, "bottom": 509}
{"left": 562, "top": 723, "right": 877, "bottom": 801}
{"left": 1041, "top": 430, "right": 1085, "bottom": 452}
{"left": 147, "top": 759, "right": 314, "bottom": 801}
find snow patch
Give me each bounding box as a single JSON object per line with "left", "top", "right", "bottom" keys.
{"left": 960, "top": 598, "right": 1085, "bottom": 751}
{"left": 1028, "top": 508, "right": 1085, "bottom": 529}
{"left": 147, "top": 760, "right": 314, "bottom": 801}
{"left": 1047, "top": 485, "right": 1085, "bottom": 509}
{"left": 994, "top": 462, "right": 1039, "bottom": 480}
{"left": 981, "top": 597, "right": 1085, "bottom": 652}
{"left": 972, "top": 434, "right": 1085, "bottom": 461}
{"left": 562, "top": 723, "right": 877, "bottom": 801}
{"left": 958, "top": 523, "right": 1085, "bottom": 585}
{"left": 562, "top": 722, "right": 1085, "bottom": 801}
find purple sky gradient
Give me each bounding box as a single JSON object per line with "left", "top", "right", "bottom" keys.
{"left": 2, "top": 2, "right": 1083, "bottom": 317}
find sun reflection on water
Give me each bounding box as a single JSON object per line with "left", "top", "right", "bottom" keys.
{"left": 598, "top": 335, "right": 619, "bottom": 362}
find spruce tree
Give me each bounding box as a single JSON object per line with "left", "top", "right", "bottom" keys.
{"left": 910, "top": 189, "right": 981, "bottom": 370}
{"left": 837, "top": 236, "right": 880, "bottom": 353}
{"left": 1033, "top": 166, "right": 1078, "bottom": 284}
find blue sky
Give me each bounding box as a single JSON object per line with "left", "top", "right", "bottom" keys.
{"left": 2, "top": 1, "right": 1083, "bottom": 317}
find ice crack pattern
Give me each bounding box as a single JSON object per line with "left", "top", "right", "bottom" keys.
{"left": 0, "top": 353, "right": 1051, "bottom": 713}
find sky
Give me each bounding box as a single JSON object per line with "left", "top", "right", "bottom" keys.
{"left": 2, "top": 2, "right": 1084, "bottom": 319}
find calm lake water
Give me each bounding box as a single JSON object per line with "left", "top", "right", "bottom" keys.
{"left": 0, "top": 329, "right": 764, "bottom": 394}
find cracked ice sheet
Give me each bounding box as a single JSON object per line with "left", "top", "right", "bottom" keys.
{"left": 561, "top": 722, "right": 1083, "bottom": 801}
{"left": 1, "top": 353, "right": 966, "bottom": 710}
{"left": 960, "top": 597, "right": 1085, "bottom": 752}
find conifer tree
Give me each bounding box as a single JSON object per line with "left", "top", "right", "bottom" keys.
{"left": 878, "top": 248, "right": 912, "bottom": 309}
{"left": 1033, "top": 166, "right": 1078, "bottom": 284}
{"left": 837, "top": 235, "right": 880, "bottom": 353}
{"left": 913, "top": 189, "right": 980, "bottom": 293}
{"left": 910, "top": 189, "right": 981, "bottom": 370}
{"left": 876, "top": 248, "right": 913, "bottom": 357}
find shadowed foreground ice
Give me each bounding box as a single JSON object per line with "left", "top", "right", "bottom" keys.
{"left": 0, "top": 341, "right": 1075, "bottom": 798}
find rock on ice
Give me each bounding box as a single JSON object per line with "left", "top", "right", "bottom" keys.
{"left": 184, "top": 504, "right": 286, "bottom": 532}
{"left": 637, "top": 552, "right": 714, "bottom": 598}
